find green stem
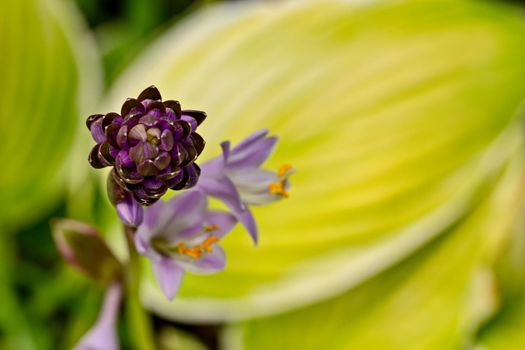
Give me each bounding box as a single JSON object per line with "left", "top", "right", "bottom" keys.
{"left": 124, "top": 225, "right": 156, "bottom": 350}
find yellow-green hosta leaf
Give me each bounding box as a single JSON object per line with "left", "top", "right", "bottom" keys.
{"left": 474, "top": 194, "right": 525, "bottom": 350}
{"left": 107, "top": 0, "right": 525, "bottom": 320}
{"left": 476, "top": 299, "right": 525, "bottom": 350}
{"left": 0, "top": 0, "right": 101, "bottom": 227}
{"left": 222, "top": 154, "right": 525, "bottom": 350}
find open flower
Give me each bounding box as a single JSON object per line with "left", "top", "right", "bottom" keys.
{"left": 197, "top": 129, "right": 294, "bottom": 243}
{"left": 135, "top": 190, "right": 237, "bottom": 300}
{"left": 86, "top": 86, "right": 206, "bottom": 206}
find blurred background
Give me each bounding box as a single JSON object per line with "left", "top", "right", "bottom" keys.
{"left": 3, "top": 0, "right": 525, "bottom": 349}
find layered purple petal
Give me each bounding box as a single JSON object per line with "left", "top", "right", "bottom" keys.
{"left": 87, "top": 86, "right": 206, "bottom": 207}
{"left": 90, "top": 117, "right": 106, "bottom": 143}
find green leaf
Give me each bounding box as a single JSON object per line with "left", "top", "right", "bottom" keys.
{"left": 223, "top": 153, "right": 525, "bottom": 350}
{"left": 474, "top": 186, "right": 525, "bottom": 349}
{"left": 107, "top": 0, "right": 525, "bottom": 321}
{"left": 0, "top": 0, "right": 101, "bottom": 228}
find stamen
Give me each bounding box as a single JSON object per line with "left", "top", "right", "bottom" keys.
{"left": 269, "top": 164, "right": 292, "bottom": 198}
{"left": 204, "top": 224, "right": 219, "bottom": 232}
{"left": 176, "top": 235, "right": 220, "bottom": 258}
{"left": 176, "top": 242, "right": 188, "bottom": 255}
{"left": 268, "top": 181, "right": 289, "bottom": 198}
{"left": 278, "top": 164, "right": 293, "bottom": 177}
{"left": 203, "top": 236, "right": 220, "bottom": 252}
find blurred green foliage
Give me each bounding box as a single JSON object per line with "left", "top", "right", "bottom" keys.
{"left": 3, "top": 0, "right": 525, "bottom": 350}
{"left": 73, "top": 0, "right": 210, "bottom": 85}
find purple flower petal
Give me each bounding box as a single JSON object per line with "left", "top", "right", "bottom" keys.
{"left": 116, "top": 195, "right": 144, "bottom": 227}
{"left": 228, "top": 136, "right": 278, "bottom": 169}
{"left": 162, "top": 191, "right": 207, "bottom": 234}
{"left": 90, "top": 117, "right": 106, "bottom": 143}
{"left": 204, "top": 211, "right": 237, "bottom": 238}
{"left": 228, "top": 168, "right": 280, "bottom": 205}
{"left": 235, "top": 208, "right": 258, "bottom": 244}
{"left": 137, "top": 86, "right": 162, "bottom": 101}
{"left": 199, "top": 156, "right": 223, "bottom": 178}
{"left": 152, "top": 190, "right": 208, "bottom": 241}
{"left": 134, "top": 234, "right": 150, "bottom": 255}
{"left": 73, "top": 281, "right": 121, "bottom": 350}
{"left": 197, "top": 174, "right": 244, "bottom": 213}
{"left": 160, "top": 129, "right": 174, "bottom": 151}
{"left": 220, "top": 141, "right": 231, "bottom": 163}
{"left": 181, "top": 110, "right": 206, "bottom": 127}
{"left": 232, "top": 129, "right": 269, "bottom": 152}
{"left": 181, "top": 115, "right": 197, "bottom": 131}
{"left": 128, "top": 124, "right": 147, "bottom": 143}
{"left": 177, "top": 222, "right": 207, "bottom": 242}
{"left": 153, "top": 256, "right": 184, "bottom": 300}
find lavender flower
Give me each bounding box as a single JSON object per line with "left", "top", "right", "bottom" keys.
{"left": 135, "top": 190, "right": 237, "bottom": 300}
{"left": 74, "top": 281, "right": 122, "bottom": 350}
{"left": 198, "top": 129, "right": 294, "bottom": 243}
{"left": 87, "top": 86, "right": 206, "bottom": 206}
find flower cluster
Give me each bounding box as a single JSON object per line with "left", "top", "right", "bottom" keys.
{"left": 57, "top": 86, "right": 294, "bottom": 350}
{"left": 135, "top": 129, "right": 294, "bottom": 299}
{"left": 198, "top": 129, "right": 294, "bottom": 242}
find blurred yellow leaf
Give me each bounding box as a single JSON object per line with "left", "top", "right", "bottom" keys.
{"left": 108, "top": 0, "right": 525, "bottom": 327}
{"left": 0, "top": 0, "right": 101, "bottom": 228}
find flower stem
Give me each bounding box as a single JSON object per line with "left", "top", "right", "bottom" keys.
{"left": 124, "top": 225, "right": 156, "bottom": 350}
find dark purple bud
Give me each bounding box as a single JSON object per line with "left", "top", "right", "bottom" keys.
{"left": 86, "top": 86, "right": 207, "bottom": 207}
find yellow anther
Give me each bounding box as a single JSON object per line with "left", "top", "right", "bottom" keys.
{"left": 185, "top": 246, "right": 202, "bottom": 258}
{"left": 203, "top": 236, "right": 220, "bottom": 252}
{"left": 277, "top": 164, "right": 293, "bottom": 177}
{"left": 204, "top": 224, "right": 219, "bottom": 232}
{"left": 176, "top": 235, "right": 220, "bottom": 258}
{"left": 268, "top": 181, "right": 289, "bottom": 198}
{"left": 176, "top": 242, "right": 188, "bottom": 255}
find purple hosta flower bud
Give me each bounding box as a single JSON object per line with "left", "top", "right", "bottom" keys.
{"left": 135, "top": 190, "right": 237, "bottom": 300}
{"left": 87, "top": 86, "right": 206, "bottom": 206}
{"left": 197, "top": 129, "right": 294, "bottom": 243}
{"left": 74, "top": 281, "right": 122, "bottom": 350}
{"left": 52, "top": 219, "right": 123, "bottom": 284}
